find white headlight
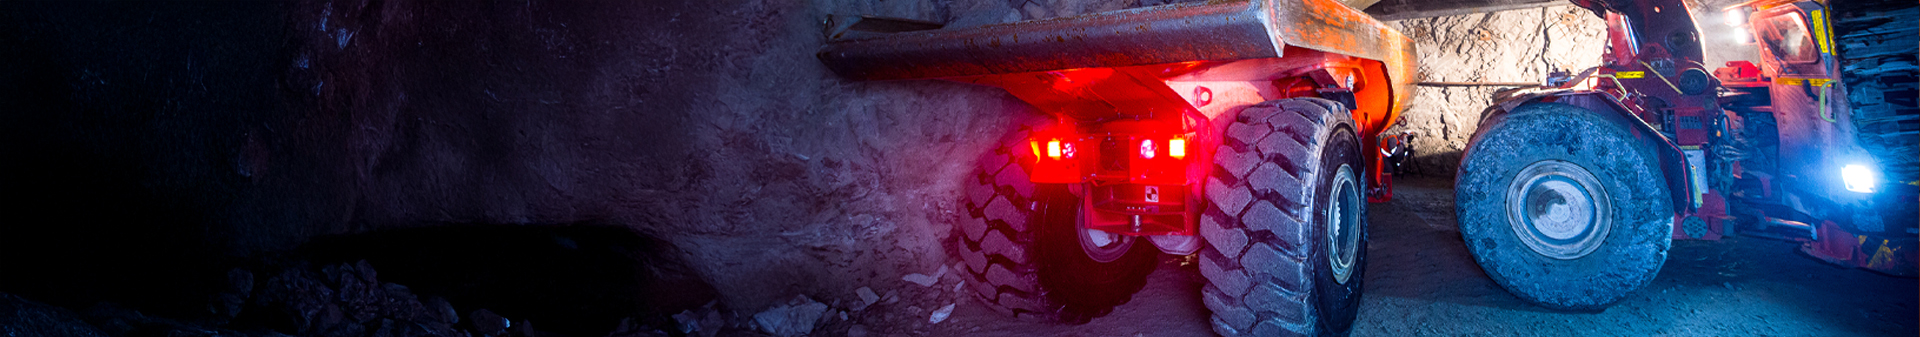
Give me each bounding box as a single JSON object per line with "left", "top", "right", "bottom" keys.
{"left": 1724, "top": 9, "right": 1746, "bottom": 26}
{"left": 1842, "top": 164, "right": 1876, "bottom": 193}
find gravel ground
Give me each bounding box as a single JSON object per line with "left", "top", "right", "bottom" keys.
{"left": 925, "top": 176, "right": 1917, "bottom": 336}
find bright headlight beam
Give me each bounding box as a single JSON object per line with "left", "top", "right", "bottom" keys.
{"left": 1842, "top": 164, "right": 1876, "bottom": 193}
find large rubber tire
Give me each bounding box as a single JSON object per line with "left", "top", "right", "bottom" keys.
{"left": 957, "top": 124, "right": 1158, "bottom": 323}
{"left": 1455, "top": 102, "right": 1673, "bottom": 311}
{"left": 1199, "top": 98, "right": 1368, "bottom": 336}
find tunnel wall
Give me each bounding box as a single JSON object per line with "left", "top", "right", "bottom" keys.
{"left": 0, "top": 0, "right": 1025, "bottom": 313}
{"left": 1384, "top": 1, "right": 1758, "bottom": 177}
{"left": 273, "top": 0, "right": 1035, "bottom": 312}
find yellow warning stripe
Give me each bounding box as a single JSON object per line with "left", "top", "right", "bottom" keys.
{"left": 1775, "top": 77, "right": 1839, "bottom": 122}
{"left": 1811, "top": 10, "right": 1832, "bottom": 55}
{"left": 1775, "top": 77, "right": 1834, "bottom": 86}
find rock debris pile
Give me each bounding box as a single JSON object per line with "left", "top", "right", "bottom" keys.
{"left": 247, "top": 260, "right": 467, "bottom": 337}
{"left": 1, "top": 259, "right": 695, "bottom": 337}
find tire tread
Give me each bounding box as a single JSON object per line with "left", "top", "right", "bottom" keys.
{"left": 1199, "top": 98, "right": 1360, "bottom": 337}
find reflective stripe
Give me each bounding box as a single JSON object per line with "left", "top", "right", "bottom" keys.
{"left": 1810, "top": 9, "right": 1831, "bottom": 55}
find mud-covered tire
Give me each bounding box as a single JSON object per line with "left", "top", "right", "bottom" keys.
{"left": 1199, "top": 98, "right": 1368, "bottom": 336}
{"left": 957, "top": 124, "right": 1157, "bottom": 323}
{"left": 1455, "top": 102, "right": 1673, "bottom": 310}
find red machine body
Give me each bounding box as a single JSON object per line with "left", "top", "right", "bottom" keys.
{"left": 1520, "top": 0, "right": 1920, "bottom": 275}
{"left": 1714, "top": 0, "right": 1917, "bottom": 275}
{"left": 990, "top": 49, "right": 1404, "bottom": 235}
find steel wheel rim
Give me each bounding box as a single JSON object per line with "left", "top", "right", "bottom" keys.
{"left": 1077, "top": 205, "right": 1133, "bottom": 263}
{"left": 1505, "top": 160, "right": 1611, "bottom": 260}
{"left": 1328, "top": 164, "right": 1362, "bottom": 284}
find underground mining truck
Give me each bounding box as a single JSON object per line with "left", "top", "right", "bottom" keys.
{"left": 819, "top": 0, "right": 1415, "bottom": 335}
{"left": 1453, "top": 0, "right": 1917, "bottom": 310}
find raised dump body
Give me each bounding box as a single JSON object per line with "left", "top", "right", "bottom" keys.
{"left": 820, "top": 0, "right": 1415, "bottom": 134}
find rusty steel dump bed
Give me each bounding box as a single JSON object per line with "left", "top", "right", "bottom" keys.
{"left": 818, "top": 0, "right": 1415, "bottom": 125}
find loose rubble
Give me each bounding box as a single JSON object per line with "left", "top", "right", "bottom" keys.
{"left": 750, "top": 295, "right": 831, "bottom": 337}
{"left": 249, "top": 260, "right": 468, "bottom": 337}
{"left": 901, "top": 265, "right": 951, "bottom": 288}
{"left": 669, "top": 301, "right": 723, "bottom": 337}
{"left": 854, "top": 287, "right": 880, "bottom": 310}
{"left": 901, "top": 274, "right": 938, "bottom": 287}
{"left": 929, "top": 303, "right": 955, "bottom": 324}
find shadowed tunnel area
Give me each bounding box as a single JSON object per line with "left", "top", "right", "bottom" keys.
{"left": 283, "top": 225, "right": 717, "bottom": 336}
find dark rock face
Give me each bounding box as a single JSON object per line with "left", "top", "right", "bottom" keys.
{"left": 0, "top": 0, "right": 1012, "bottom": 317}
{"left": 466, "top": 309, "right": 507, "bottom": 337}
{"left": 0, "top": 294, "right": 110, "bottom": 337}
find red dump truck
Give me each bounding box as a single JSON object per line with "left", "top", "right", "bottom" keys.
{"left": 819, "top": 0, "right": 1415, "bottom": 335}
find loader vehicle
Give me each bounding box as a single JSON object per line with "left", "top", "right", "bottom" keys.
{"left": 1454, "top": 0, "right": 1916, "bottom": 310}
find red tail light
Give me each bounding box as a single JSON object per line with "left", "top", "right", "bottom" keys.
{"left": 1031, "top": 137, "right": 1080, "bottom": 183}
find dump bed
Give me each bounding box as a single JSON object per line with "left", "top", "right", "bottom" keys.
{"left": 818, "top": 0, "right": 1415, "bottom": 119}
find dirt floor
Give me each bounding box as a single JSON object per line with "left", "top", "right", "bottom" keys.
{"left": 916, "top": 176, "right": 1918, "bottom": 336}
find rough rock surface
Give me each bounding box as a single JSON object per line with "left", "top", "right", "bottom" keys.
{"left": 1384, "top": 5, "right": 1608, "bottom": 176}
{"left": 0, "top": 0, "right": 1018, "bottom": 317}
{"left": 0, "top": 294, "right": 109, "bottom": 337}
{"left": 1384, "top": 1, "right": 1758, "bottom": 176}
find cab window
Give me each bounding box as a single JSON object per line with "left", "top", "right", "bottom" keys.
{"left": 1756, "top": 12, "right": 1817, "bottom": 64}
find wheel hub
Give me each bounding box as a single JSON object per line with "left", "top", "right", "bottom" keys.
{"left": 1328, "top": 164, "right": 1361, "bottom": 284}
{"left": 1505, "top": 160, "right": 1611, "bottom": 260}
{"left": 1078, "top": 208, "right": 1134, "bottom": 263}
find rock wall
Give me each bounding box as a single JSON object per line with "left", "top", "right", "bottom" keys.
{"left": 0, "top": 0, "right": 1025, "bottom": 316}
{"left": 1384, "top": 1, "right": 1757, "bottom": 177}
{"left": 284, "top": 0, "right": 1029, "bottom": 313}
{"left": 1384, "top": 5, "right": 1609, "bottom": 176}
